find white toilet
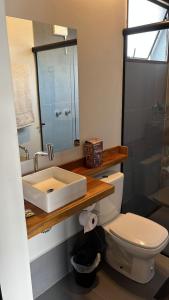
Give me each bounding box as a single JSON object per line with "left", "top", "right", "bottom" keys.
{"left": 95, "top": 171, "right": 169, "bottom": 284}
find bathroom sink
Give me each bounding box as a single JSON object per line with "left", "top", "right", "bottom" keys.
{"left": 22, "top": 167, "right": 87, "bottom": 213}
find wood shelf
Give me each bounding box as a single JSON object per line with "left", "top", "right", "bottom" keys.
{"left": 25, "top": 176, "right": 114, "bottom": 239}
{"left": 25, "top": 145, "right": 128, "bottom": 239}
{"left": 60, "top": 146, "right": 128, "bottom": 176}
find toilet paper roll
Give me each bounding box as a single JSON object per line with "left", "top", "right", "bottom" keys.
{"left": 79, "top": 211, "right": 98, "bottom": 233}
{"left": 83, "top": 203, "right": 96, "bottom": 212}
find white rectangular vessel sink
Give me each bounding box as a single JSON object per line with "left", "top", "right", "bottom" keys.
{"left": 23, "top": 167, "right": 87, "bottom": 213}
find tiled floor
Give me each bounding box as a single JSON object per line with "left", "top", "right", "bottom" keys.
{"left": 37, "top": 254, "right": 169, "bottom": 300}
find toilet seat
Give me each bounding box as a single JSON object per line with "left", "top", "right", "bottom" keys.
{"left": 106, "top": 213, "right": 168, "bottom": 249}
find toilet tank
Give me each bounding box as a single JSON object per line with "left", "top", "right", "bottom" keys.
{"left": 95, "top": 171, "right": 124, "bottom": 225}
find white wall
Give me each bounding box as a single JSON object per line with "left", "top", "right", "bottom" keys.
{"left": 0, "top": 1, "right": 33, "bottom": 300}
{"left": 1, "top": 0, "right": 127, "bottom": 297}
{"left": 5, "top": 0, "right": 127, "bottom": 175}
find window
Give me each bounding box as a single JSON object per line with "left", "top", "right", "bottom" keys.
{"left": 127, "top": 0, "right": 169, "bottom": 61}
{"left": 127, "top": 29, "right": 169, "bottom": 61}
{"left": 128, "top": 0, "right": 167, "bottom": 28}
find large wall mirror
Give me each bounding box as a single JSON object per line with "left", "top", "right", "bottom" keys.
{"left": 6, "top": 17, "right": 80, "bottom": 161}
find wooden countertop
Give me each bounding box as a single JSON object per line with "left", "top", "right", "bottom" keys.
{"left": 25, "top": 176, "right": 114, "bottom": 239}
{"left": 25, "top": 145, "right": 128, "bottom": 239}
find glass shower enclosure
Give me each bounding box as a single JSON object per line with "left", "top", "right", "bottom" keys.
{"left": 122, "top": 22, "right": 169, "bottom": 256}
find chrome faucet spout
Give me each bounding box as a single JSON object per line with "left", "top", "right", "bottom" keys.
{"left": 33, "top": 144, "right": 54, "bottom": 172}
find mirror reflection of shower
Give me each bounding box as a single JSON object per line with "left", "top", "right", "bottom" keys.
{"left": 6, "top": 17, "right": 80, "bottom": 160}
{"left": 34, "top": 41, "right": 79, "bottom": 153}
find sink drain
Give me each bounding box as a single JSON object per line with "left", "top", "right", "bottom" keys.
{"left": 47, "top": 188, "right": 54, "bottom": 193}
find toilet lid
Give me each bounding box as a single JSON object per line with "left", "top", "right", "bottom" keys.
{"left": 109, "top": 213, "right": 168, "bottom": 249}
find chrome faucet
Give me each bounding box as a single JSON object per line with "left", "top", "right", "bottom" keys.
{"left": 19, "top": 145, "right": 30, "bottom": 160}
{"left": 34, "top": 144, "right": 54, "bottom": 172}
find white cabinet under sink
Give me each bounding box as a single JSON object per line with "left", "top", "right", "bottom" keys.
{"left": 28, "top": 214, "right": 81, "bottom": 262}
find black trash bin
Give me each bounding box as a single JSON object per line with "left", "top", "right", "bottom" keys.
{"left": 70, "top": 226, "right": 106, "bottom": 287}
{"left": 71, "top": 252, "right": 101, "bottom": 288}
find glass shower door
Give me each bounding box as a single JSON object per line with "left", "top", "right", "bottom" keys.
{"left": 123, "top": 59, "right": 168, "bottom": 212}
{"left": 122, "top": 27, "right": 169, "bottom": 256}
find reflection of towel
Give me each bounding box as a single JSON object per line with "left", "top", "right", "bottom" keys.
{"left": 11, "top": 64, "right": 34, "bottom": 128}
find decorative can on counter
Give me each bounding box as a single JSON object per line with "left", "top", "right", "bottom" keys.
{"left": 84, "top": 138, "right": 103, "bottom": 168}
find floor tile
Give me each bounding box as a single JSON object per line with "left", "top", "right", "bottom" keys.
{"left": 36, "top": 282, "right": 70, "bottom": 300}
{"left": 59, "top": 272, "right": 104, "bottom": 300}
{"left": 36, "top": 254, "right": 169, "bottom": 300}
